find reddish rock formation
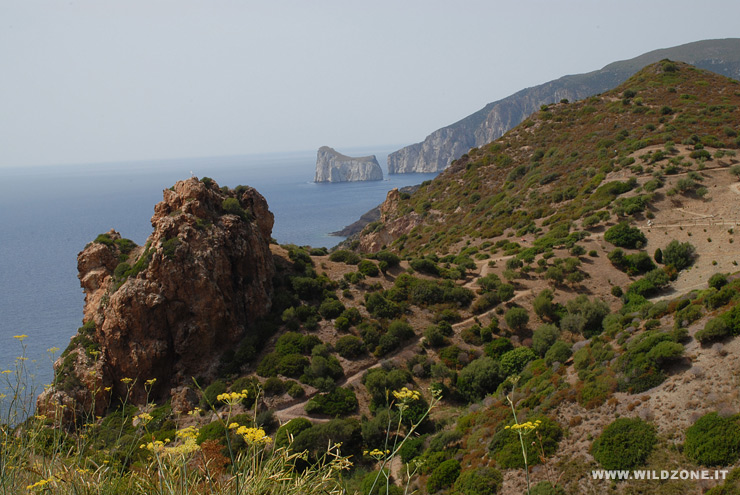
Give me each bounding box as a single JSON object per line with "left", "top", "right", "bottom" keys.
{"left": 358, "top": 188, "right": 425, "bottom": 252}
{"left": 38, "top": 178, "right": 275, "bottom": 420}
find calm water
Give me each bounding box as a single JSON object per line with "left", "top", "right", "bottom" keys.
{"left": 0, "top": 147, "right": 438, "bottom": 387}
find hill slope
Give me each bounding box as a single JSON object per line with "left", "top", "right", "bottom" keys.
{"left": 388, "top": 38, "right": 740, "bottom": 174}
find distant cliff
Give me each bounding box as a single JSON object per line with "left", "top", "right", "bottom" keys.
{"left": 38, "top": 178, "right": 275, "bottom": 421}
{"left": 314, "top": 146, "right": 383, "bottom": 182}
{"left": 388, "top": 38, "right": 740, "bottom": 173}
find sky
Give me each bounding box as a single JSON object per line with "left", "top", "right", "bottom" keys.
{"left": 1, "top": 0, "right": 740, "bottom": 168}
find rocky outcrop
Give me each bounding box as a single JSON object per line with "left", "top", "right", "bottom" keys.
{"left": 314, "top": 146, "right": 383, "bottom": 182}
{"left": 330, "top": 185, "right": 421, "bottom": 238}
{"left": 38, "top": 178, "right": 275, "bottom": 420}
{"left": 388, "top": 38, "right": 740, "bottom": 173}
{"left": 358, "top": 188, "right": 425, "bottom": 253}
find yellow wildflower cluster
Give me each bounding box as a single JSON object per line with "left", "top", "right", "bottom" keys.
{"left": 233, "top": 425, "right": 271, "bottom": 445}
{"left": 363, "top": 448, "right": 391, "bottom": 459}
{"left": 140, "top": 427, "right": 200, "bottom": 457}
{"left": 392, "top": 387, "right": 421, "bottom": 402}
{"left": 26, "top": 478, "right": 53, "bottom": 490}
{"left": 120, "top": 377, "right": 133, "bottom": 384}
{"left": 13, "top": 334, "right": 28, "bottom": 342}
{"left": 134, "top": 412, "right": 153, "bottom": 425}
{"left": 505, "top": 419, "right": 542, "bottom": 432}
{"left": 217, "top": 390, "right": 249, "bottom": 405}
{"left": 141, "top": 440, "right": 167, "bottom": 453}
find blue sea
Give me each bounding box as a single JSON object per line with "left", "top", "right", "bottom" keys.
{"left": 0, "top": 147, "right": 438, "bottom": 390}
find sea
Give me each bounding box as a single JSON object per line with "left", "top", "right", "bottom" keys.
{"left": 0, "top": 146, "right": 438, "bottom": 393}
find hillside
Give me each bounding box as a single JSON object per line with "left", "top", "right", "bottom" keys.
{"left": 11, "top": 61, "right": 740, "bottom": 494}
{"left": 388, "top": 38, "right": 740, "bottom": 174}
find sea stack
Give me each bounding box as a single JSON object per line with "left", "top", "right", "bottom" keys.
{"left": 314, "top": 146, "right": 383, "bottom": 182}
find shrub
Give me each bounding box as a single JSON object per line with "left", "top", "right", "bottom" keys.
{"left": 709, "top": 273, "right": 729, "bottom": 290}
{"left": 530, "top": 482, "right": 566, "bottom": 495}
{"left": 490, "top": 416, "right": 562, "bottom": 468}
{"left": 685, "top": 412, "right": 740, "bottom": 466}
{"left": 505, "top": 307, "right": 529, "bottom": 331}
{"left": 365, "top": 292, "right": 402, "bottom": 319}
{"left": 696, "top": 318, "right": 730, "bottom": 344}
{"left": 357, "top": 259, "right": 380, "bottom": 277}
{"left": 201, "top": 380, "right": 227, "bottom": 407}
{"left": 274, "top": 417, "right": 313, "bottom": 448}
{"left": 318, "top": 298, "right": 345, "bottom": 319}
{"left": 427, "top": 459, "right": 461, "bottom": 493}
{"left": 276, "top": 354, "right": 310, "bottom": 378}
{"left": 456, "top": 356, "right": 502, "bottom": 402}
{"left": 604, "top": 222, "right": 647, "bottom": 248}
{"left": 304, "top": 387, "right": 358, "bottom": 416}
{"left": 500, "top": 347, "right": 536, "bottom": 377}
{"left": 545, "top": 340, "right": 572, "bottom": 365}
{"left": 662, "top": 240, "right": 696, "bottom": 271}
{"left": 485, "top": 338, "right": 514, "bottom": 359}
{"left": 591, "top": 418, "right": 656, "bottom": 470}
{"left": 453, "top": 467, "right": 503, "bottom": 495}
{"left": 329, "top": 250, "right": 361, "bottom": 265}
{"left": 335, "top": 335, "right": 365, "bottom": 358}
{"left": 532, "top": 324, "right": 560, "bottom": 357}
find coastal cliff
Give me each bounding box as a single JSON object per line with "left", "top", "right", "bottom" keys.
{"left": 388, "top": 38, "right": 740, "bottom": 173}
{"left": 314, "top": 146, "right": 383, "bottom": 182}
{"left": 38, "top": 178, "right": 275, "bottom": 421}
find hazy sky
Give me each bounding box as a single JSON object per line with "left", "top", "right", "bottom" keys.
{"left": 1, "top": 0, "right": 739, "bottom": 168}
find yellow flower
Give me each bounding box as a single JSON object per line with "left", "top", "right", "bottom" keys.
{"left": 236, "top": 426, "right": 271, "bottom": 445}
{"left": 392, "top": 387, "right": 421, "bottom": 402}
{"left": 13, "top": 335, "right": 28, "bottom": 342}
{"left": 26, "top": 478, "right": 52, "bottom": 490}
{"left": 365, "top": 448, "right": 391, "bottom": 459}
{"left": 120, "top": 377, "right": 133, "bottom": 384}
{"left": 175, "top": 426, "right": 198, "bottom": 440}
{"left": 47, "top": 347, "right": 60, "bottom": 354}
{"left": 104, "top": 387, "right": 112, "bottom": 392}
{"left": 134, "top": 412, "right": 153, "bottom": 424}
{"left": 145, "top": 378, "right": 157, "bottom": 387}
{"left": 1, "top": 370, "right": 12, "bottom": 375}
{"left": 216, "top": 391, "right": 249, "bottom": 405}
{"left": 505, "top": 419, "right": 542, "bottom": 433}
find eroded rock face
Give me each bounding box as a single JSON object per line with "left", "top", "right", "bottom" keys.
{"left": 38, "top": 178, "right": 275, "bottom": 419}
{"left": 358, "top": 188, "right": 424, "bottom": 253}
{"left": 314, "top": 146, "right": 383, "bottom": 182}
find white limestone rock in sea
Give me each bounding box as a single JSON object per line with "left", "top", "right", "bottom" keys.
{"left": 314, "top": 146, "right": 383, "bottom": 182}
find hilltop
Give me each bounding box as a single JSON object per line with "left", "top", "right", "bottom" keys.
{"left": 388, "top": 38, "right": 740, "bottom": 174}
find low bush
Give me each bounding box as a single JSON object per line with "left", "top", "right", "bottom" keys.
{"left": 304, "top": 387, "right": 358, "bottom": 416}
{"left": 335, "top": 335, "right": 365, "bottom": 358}
{"left": 696, "top": 318, "right": 731, "bottom": 344}
{"left": 591, "top": 418, "right": 656, "bottom": 469}
{"left": 427, "top": 459, "right": 461, "bottom": 493}
{"left": 604, "top": 222, "right": 647, "bottom": 248}
{"left": 453, "top": 467, "right": 503, "bottom": 495}
{"left": 685, "top": 412, "right": 740, "bottom": 466}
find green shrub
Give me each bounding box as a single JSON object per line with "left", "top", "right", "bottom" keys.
{"left": 709, "top": 273, "right": 729, "bottom": 290}
{"left": 335, "top": 335, "right": 365, "bottom": 358}
{"left": 453, "top": 467, "right": 503, "bottom": 495}
{"left": 532, "top": 324, "right": 560, "bottom": 357}
{"left": 604, "top": 222, "right": 647, "bottom": 248}
{"left": 500, "top": 347, "right": 536, "bottom": 377}
{"left": 545, "top": 340, "right": 572, "bottom": 365}
{"left": 696, "top": 318, "right": 731, "bottom": 344}
{"left": 427, "top": 459, "right": 461, "bottom": 493}
{"left": 456, "top": 357, "right": 502, "bottom": 402}
{"left": 591, "top": 418, "right": 656, "bottom": 470}
{"left": 662, "top": 240, "right": 696, "bottom": 271}
{"left": 304, "top": 387, "right": 358, "bottom": 416}
{"left": 485, "top": 338, "right": 513, "bottom": 359}
{"left": 685, "top": 412, "right": 740, "bottom": 466}
{"left": 318, "top": 298, "right": 345, "bottom": 319}
{"left": 490, "top": 416, "right": 562, "bottom": 469}
{"left": 329, "top": 250, "right": 361, "bottom": 265}
{"left": 530, "top": 481, "right": 567, "bottom": 495}
{"left": 274, "top": 417, "right": 313, "bottom": 448}
{"left": 201, "top": 380, "right": 227, "bottom": 407}
{"left": 357, "top": 260, "right": 380, "bottom": 277}
{"left": 276, "top": 354, "right": 310, "bottom": 378}
{"left": 505, "top": 307, "right": 529, "bottom": 330}
{"left": 195, "top": 420, "right": 226, "bottom": 445}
